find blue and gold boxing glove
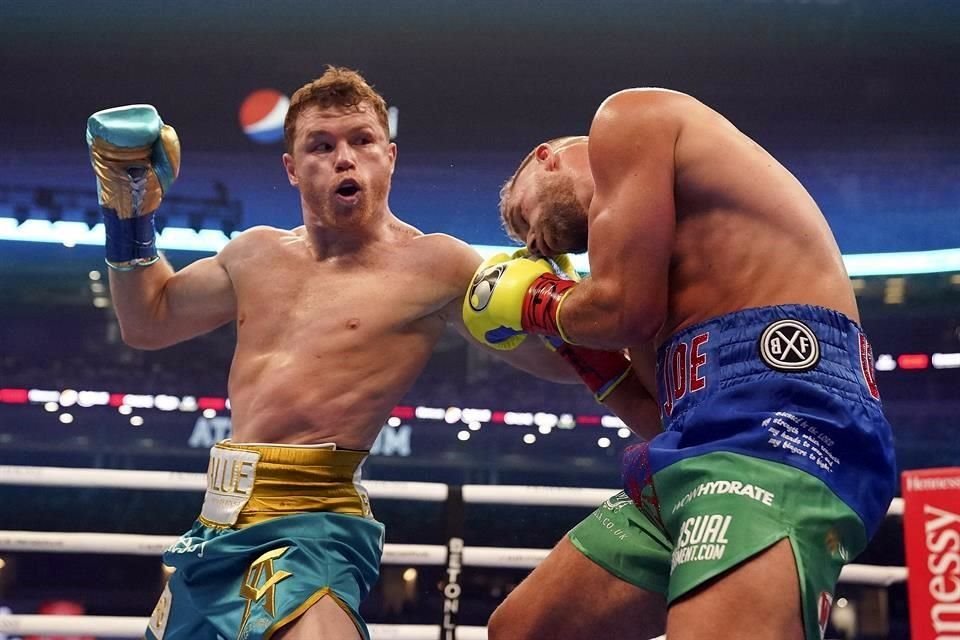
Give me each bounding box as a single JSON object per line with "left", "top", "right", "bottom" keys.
{"left": 86, "top": 105, "right": 180, "bottom": 270}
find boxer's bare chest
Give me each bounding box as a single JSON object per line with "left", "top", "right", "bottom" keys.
{"left": 225, "top": 234, "right": 447, "bottom": 349}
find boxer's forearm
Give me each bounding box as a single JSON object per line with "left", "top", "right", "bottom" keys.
{"left": 600, "top": 373, "right": 663, "bottom": 441}
{"left": 494, "top": 338, "right": 582, "bottom": 383}
{"left": 558, "top": 278, "right": 663, "bottom": 350}
{"left": 108, "top": 254, "right": 177, "bottom": 349}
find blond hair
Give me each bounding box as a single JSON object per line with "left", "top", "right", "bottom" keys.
{"left": 498, "top": 136, "right": 585, "bottom": 240}
{"left": 283, "top": 66, "right": 390, "bottom": 153}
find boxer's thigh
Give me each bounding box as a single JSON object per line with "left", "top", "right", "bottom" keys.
{"left": 274, "top": 594, "right": 363, "bottom": 640}
{"left": 666, "top": 538, "right": 804, "bottom": 640}
{"left": 489, "top": 493, "right": 671, "bottom": 640}
{"left": 657, "top": 452, "right": 865, "bottom": 640}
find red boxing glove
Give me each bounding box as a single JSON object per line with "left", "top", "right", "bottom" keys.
{"left": 542, "top": 336, "right": 632, "bottom": 402}
{"left": 521, "top": 273, "right": 576, "bottom": 340}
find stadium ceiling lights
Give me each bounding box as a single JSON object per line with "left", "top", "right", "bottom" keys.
{"left": 1, "top": 218, "right": 960, "bottom": 277}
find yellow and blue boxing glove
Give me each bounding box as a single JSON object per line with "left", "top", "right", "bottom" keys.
{"left": 463, "top": 251, "right": 575, "bottom": 350}
{"left": 86, "top": 105, "right": 180, "bottom": 270}
{"left": 463, "top": 251, "right": 632, "bottom": 402}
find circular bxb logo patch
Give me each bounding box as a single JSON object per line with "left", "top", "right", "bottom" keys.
{"left": 759, "top": 319, "right": 821, "bottom": 372}
{"left": 468, "top": 265, "right": 506, "bottom": 311}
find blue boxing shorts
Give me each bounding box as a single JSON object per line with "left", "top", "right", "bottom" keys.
{"left": 570, "top": 304, "right": 897, "bottom": 639}
{"left": 145, "top": 441, "right": 384, "bottom": 640}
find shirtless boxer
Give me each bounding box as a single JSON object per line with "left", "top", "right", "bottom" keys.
{"left": 85, "top": 67, "right": 648, "bottom": 640}
{"left": 463, "top": 89, "right": 897, "bottom": 639}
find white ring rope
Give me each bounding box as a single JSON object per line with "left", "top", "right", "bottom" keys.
{"left": 462, "top": 484, "right": 615, "bottom": 507}
{"left": 0, "top": 530, "right": 906, "bottom": 586}
{"left": 0, "top": 465, "right": 449, "bottom": 501}
{"left": 0, "top": 465, "right": 904, "bottom": 514}
{"left": 0, "top": 615, "right": 489, "bottom": 639}
{"left": 839, "top": 563, "right": 908, "bottom": 587}
{"left": 0, "top": 614, "right": 145, "bottom": 636}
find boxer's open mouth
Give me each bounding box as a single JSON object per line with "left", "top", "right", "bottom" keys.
{"left": 335, "top": 179, "right": 362, "bottom": 204}
{"left": 336, "top": 179, "right": 361, "bottom": 195}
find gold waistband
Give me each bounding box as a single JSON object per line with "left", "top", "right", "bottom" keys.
{"left": 200, "top": 441, "right": 372, "bottom": 528}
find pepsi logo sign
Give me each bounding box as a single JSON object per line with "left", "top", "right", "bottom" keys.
{"left": 238, "top": 89, "right": 290, "bottom": 144}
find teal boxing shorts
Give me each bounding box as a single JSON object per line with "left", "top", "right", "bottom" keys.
{"left": 145, "top": 440, "right": 384, "bottom": 640}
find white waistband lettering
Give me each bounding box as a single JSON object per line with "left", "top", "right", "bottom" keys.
{"left": 200, "top": 446, "right": 261, "bottom": 526}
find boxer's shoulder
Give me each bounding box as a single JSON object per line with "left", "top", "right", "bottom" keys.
{"left": 596, "top": 88, "right": 704, "bottom": 120}
{"left": 398, "top": 232, "right": 472, "bottom": 266}
{"left": 591, "top": 89, "right": 706, "bottom": 160}
{"left": 224, "top": 225, "right": 294, "bottom": 251}
{"left": 415, "top": 233, "right": 487, "bottom": 281}
{"left": 390, "top": 233, "right": 489, "bottom": 317}
{"left": 211, "top": 225, "right": 292, "bottom": 273}
{"left": 594, "top": 88, "right": 693, "bottom": 128}
{"left": 219, "top": 225, "right": 289, "bottom": 247}
{"left": 410, "top": 231, "right": 470, "bottom": 252}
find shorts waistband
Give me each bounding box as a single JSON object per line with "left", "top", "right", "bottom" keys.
{"left": 656, "top": 304, "right": 880, "bottom": 427}
{"left": 215, "top": 439, "right": 369, "bottom": 467}
{"left": 199, "top": 440, "right": 372, "bottom": 529}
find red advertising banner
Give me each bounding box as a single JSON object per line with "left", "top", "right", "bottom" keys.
{"left": 902, "top": 468, "right": 960, "bottom": 640}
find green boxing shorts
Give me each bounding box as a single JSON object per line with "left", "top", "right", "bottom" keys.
{"left": 570, "top": 452, "right": 865, "bottom": 639}
{"left": 572, "top": 306, "right": 896, "bottom": 639}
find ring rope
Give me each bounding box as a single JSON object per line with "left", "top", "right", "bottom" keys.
{"left": 0, "top": 464, "right": 448, "bottom": 501}
{"left": 0, "top": 530, "right": 906, "bottom": 585}
{"left": 0, "top": 615, "right": 489, "bottom": 639}
{"left": 0, "top": 465, "right": 904, "bottom": 514}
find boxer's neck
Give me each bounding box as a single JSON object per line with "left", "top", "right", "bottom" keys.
{"left": 300, "top": 208, "right": 397, "bottom": 260}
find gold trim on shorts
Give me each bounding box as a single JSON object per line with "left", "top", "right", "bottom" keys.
{"left": 263, "top": 587, "right": 364, "bottom": 640}
{"left": 199, "top": 440, "right": 372, "bottom": 529}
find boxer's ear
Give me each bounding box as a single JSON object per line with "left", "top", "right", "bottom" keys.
{"left": 534, "top": 144, "right": 562, "bottom": 171}
{"left": 282, "top": 153, "right": 298, "bottom": 187}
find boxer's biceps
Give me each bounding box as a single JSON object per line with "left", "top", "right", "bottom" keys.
{"left": 116, "top": 254, "right": 236, "bottom": 350}
{"left": 160, "top": 255, "right": 237, "bottom": 337}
